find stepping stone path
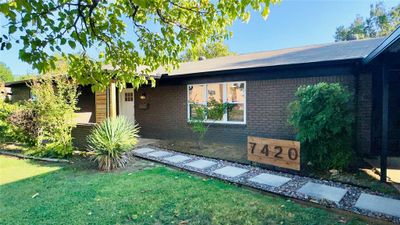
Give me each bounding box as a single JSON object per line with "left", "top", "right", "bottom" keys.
{"left": 134, "top": 148, "right": 156, "bottom": 154}
{"left": 297, "top": 182, "right": 347, "bottom": 204}
{"left": 132, "top": 147, "right": 400, "bottom": 223}
{"left": 213, "top": 166, "right": 249, "bottom": 178}
{"left": 164, "top": 155, "right": 191, "bottom": 163}
{"left": 147, "top": 150, "right": 172, "bottom": 158}
{"left": 249, "top": 173, "right": 291, "bottom": 187}
{"left": 185, "top": 159, "right": 216, "bottom": 169}
{"left": 355, "top": 193, "right": 400, "bottom": 218}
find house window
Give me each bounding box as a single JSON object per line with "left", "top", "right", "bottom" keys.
{"left": 187, "top": 81, "right": 246, "bottom": 124}
{"left": 124, "top": 92, "right": 133, "bottom": 102}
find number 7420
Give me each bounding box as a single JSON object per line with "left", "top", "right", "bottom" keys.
{"left": 248, "top": 142, "right": 298, "bottom": 160}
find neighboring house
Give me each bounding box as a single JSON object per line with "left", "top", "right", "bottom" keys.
{"left": 0, "top": 84, "right": 11, "bottom": 101}
{"left": 5, "top": 27, "right": 400, "bottom": 157}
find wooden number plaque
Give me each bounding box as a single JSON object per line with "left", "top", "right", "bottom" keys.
{"left": 247, "top": 136, "right": 300, "bottom": 171}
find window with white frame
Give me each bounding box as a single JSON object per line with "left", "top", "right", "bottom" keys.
{"left": 187, "top": 81, "right": 246, "bottom": 124}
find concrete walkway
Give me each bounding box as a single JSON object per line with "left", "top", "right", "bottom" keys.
{"left": 365, "top": 157, "right": 400, "bottom": 184}
{"left": 131, "top": 146, "right": 400, "bottom": 224}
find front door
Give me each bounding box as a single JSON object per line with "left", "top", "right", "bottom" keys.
{"left": 119, "top": 88, "right": 135, "bottom": 122}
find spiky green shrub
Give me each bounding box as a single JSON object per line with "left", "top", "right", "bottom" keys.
{"left": 288, "top": 82, "right": 355, "bottom": 170}
{"left": 87, "top": 116, "right": 139, "bottom": 171}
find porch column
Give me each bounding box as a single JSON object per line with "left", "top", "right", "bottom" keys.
{"left": 380, "top": 64, "right": 389, "bottom": 182}
{"left": 95, "top": 81, "right": 117, "bottom": 123}
{"left": 109, "top": 81, "right": 117, "bottom": 118}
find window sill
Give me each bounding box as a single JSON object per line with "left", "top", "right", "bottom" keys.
{"left": 187, "top": 120, "right": 246, "bottom": 126}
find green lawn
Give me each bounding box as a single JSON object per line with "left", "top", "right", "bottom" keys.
{"left": 0, "top": 156, "right": 371, "bottom": 225}
{"left": 0, "top": 156, "right": 61, "bottom": 185}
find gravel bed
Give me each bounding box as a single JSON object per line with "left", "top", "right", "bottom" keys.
{"left": 130, "top": 146, "right": 400, "bottom": 224}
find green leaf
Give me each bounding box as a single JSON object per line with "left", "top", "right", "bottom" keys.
{"left": 68, "top": 41, "right": 76, "bottom": 49}
{"left": 9, "top": 25, "right": 17, "bottom": 34}
{"left": 261, "top": 6, "right": 270, "bottom": 19}
{"left": 6, "top": 42, "right": 12, "bottom": 50}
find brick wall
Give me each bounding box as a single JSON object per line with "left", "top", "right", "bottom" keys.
{"left": 135, "top": 74, "right": 374, "bottom": 153}
{"left": 247, "top": 75, "right": 354, "bottom": 140}
{"left": 135, "top": 85, "right": 192, "bottom": 140}
{"left": 356, "top": 73, "right": 373, "bottom": 155}
{"left": 72, "top": 123, "right": 95, "bottom": 150}
{"left": 6, "top": 72, "right": 374, "bottom": 154}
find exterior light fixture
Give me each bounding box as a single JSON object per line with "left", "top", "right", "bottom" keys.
{"left": 140, "top": 93, "right": 146, "bottom": 100}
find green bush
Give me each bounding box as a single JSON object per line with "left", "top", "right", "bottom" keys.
{"left": 288, "top": 82, "right": 355, "bottom": 170}
{"left": 6, "top": 107, "right": 39, "bottom": 146}
{"left": 87, "top": 116, "right": 139, "bottom": 171}
{"left": 0, "top": 99, "right": 19, "bottom": 144}
{"left": 27, "top": 75, "right": 80, "bottom": 156}
{"left": 0, "top": 99, "right": 39, "bottom": 146}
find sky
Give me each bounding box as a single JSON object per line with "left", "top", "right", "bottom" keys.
{"left": 1, "top": 0, "right": 400, "bottom": 76}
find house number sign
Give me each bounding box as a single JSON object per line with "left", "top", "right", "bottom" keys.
{"left": 247, "top": 136, "right": 301, "bottom": 171}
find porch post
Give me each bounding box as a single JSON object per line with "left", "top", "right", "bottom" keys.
{"left": 109, "top": 81, "right": 117, "bottom": 118}
{"left": 380, "top": 64, "right": 389, "bottom": 182}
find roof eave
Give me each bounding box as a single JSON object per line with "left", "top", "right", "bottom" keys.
{"left": 5, "top": 79, "right": 32, "bottom": 87}
{"left": 164, "top": 58, "right": 362, "bottom": 78}
{"left": 363, "top": 26, "right": 400, "bottom": 64}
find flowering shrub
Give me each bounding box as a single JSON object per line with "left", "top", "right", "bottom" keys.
{"left": 6, "top": 107, "right": 39, "bottom": 146}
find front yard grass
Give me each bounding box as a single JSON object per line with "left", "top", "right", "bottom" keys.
{"left": 0, "top": 155, "right": 370, "bottom": 225}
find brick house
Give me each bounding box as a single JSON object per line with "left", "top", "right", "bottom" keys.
{"left": 6, "top": 28, "right": 400, "bottom": 158}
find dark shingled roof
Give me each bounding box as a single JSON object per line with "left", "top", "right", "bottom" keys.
{"left": 5, "top": 37, "right": 387, "bottom": 87}
{"left": 166, "top": 37, "right": 384, "bottom": 76}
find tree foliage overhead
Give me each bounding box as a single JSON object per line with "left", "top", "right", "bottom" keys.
{"left": 0, "top": 62, "right": 14, "bottom": 82}
{"left": 335, "top": 2, "right": 400, "bottom": 41}
{"left": 0, "top": 0, "right": 278, "bottom": 91}
{"left": 180, "top": 41, "right": 235, "bottom": 62}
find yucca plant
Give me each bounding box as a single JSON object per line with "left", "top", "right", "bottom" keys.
{"left": 87, "top": 116, "right": 139, "bottom": 171}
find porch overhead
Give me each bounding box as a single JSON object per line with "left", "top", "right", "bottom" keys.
{"left": 363, "top": 26, "right": 400, "bottom": 65}
{"left": 364, "top": 26, "right": 400, "bottom": 182}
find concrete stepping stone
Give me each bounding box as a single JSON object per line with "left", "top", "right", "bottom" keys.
{"left": 213, "top": 166, "right": 249, "bottom": 178}
{"left": 185, "top": 159, "right": 216, "bottom": 169}
{"left": 297, "top": 182, "right": 347, "bottom": 203}
{"left": 355, "top": 193, "right": 400, "bottom": 217}
{"left": 164, "top": 155, "right": 191, "bottom": 163}
{"left": 146, "top": 150, "right": 173, "bottom": 158}
{"left": 248, "top": 173, "right": 292, "bottom": 187}
{"left": 134, "top": 148, "right": 156, "bottom": 154}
